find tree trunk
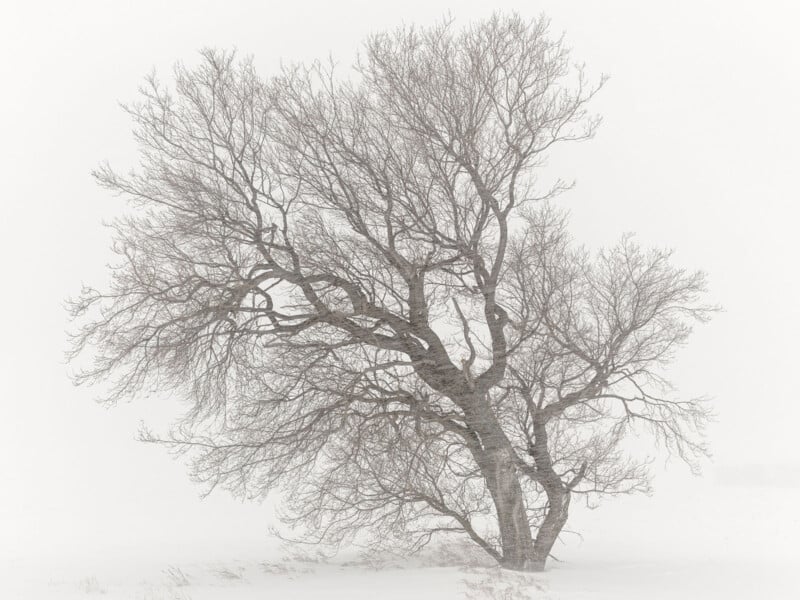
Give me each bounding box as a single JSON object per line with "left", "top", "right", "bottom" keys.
{"left": 531, "top": 488, "right": 570, "bottom": 570}
{"left": 463, "top": 399, "right": 537, "bottom": 570}
{"left": 528, "top": 417, "right": 571, "bottom": 571}
{"left": 484, "top": 446, "right": 537, "bottom": 570}
{"left": 473, "top": 433, "right": 571, "bottom": 571}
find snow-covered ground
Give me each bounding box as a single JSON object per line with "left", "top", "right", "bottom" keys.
{"left": 4, "top": 472, "right": 798, "bottom": 599}
{"left": 2, "top": 547, "right": 795, "bottom": 599}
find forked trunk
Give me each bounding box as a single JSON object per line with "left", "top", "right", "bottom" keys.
{"left": 463, "top": 399, "right": 537, "bottom": 570}
{"left": 463, "top": 399, "right": 571, "bottom": 571}
{"left": 472, "top": 436, "right": 572, "bottom": 571}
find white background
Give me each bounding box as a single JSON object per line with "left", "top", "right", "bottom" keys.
{"left": 1, "top": 0, "right": 798, "bottom": 583}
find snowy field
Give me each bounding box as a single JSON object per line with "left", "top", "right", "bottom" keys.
{"left": 4, "top": 473, "right": 798, "bottom": 599}
{"left": 3, "top": 555, "right": 796, "bottom": 600}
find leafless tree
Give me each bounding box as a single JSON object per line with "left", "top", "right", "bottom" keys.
{"left": 69, "top": 13, "right": 714, "bottom": 571}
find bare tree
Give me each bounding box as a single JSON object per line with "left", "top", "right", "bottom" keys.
{"left": 69, "top": 14, "right": 713, "bottom": 571}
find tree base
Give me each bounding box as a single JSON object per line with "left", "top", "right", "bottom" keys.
{"left": 500, "top": 558, "right": 547, "bottom": 572}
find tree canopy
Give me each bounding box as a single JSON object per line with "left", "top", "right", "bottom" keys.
{"left": 69, "top": 13, "right": 713, "bottom": 571}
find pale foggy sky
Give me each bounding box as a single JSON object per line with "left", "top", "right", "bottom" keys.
{"left": 1, "top": 0, "right": 799, "bottom": 561}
